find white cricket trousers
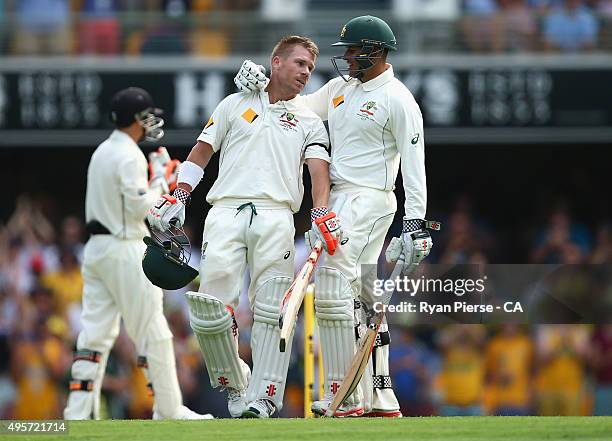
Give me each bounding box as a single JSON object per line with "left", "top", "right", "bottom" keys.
{"left": 64, "top": 235, "right": 178, "bottom": 419}
{"left": 197, "top": 199, "right": 295, "bottom": 307}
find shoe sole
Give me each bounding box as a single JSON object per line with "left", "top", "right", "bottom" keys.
{"left": 312, "top": 406, "right": 364, "bottom": 417}
{"left": 241, "top": 409, "right": 265, "bottom": 419}
{"left": 362, "top": 411, "right": 403, "bottom": 418}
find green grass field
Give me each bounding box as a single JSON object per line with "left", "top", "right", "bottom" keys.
{"left": 2, "top": 417, "right": 611, "bottom": 441}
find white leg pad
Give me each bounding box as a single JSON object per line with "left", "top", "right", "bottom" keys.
{"left": 64, "top": 349, "right": 109, "bottom": 420}
{"left": 246, "top": 277, "right": 293, "bottom": 410}
{"left": 185, "top": 291, "right": 248, "bottom": 391}
{"left": 315, "top": 266, "right": 362, "bottom": 407}
{"left": 371, "top": 322, "right": 400, "bottom": 413}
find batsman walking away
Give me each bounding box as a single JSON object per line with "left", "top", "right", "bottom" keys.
{"left": 64, "top": 87, "right": 211, "bottom": 420}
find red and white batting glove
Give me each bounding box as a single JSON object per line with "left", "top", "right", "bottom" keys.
{"left": 305, "top": 207, "right": 342, "bottom": 256}
{"left": 148, "top": 147, "right": 181, "bottom": 194}
{"left": 146, "top": 188, "right": 190, "bottom": 232}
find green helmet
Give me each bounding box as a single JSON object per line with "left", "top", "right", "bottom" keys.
{"left": 331, "top": 16, "right": 396, "bottom": 81}
{"left": 142, "top": 228, "right": 199, "bottom": 290}
{"left": 332, "top": 15, "right": 397, "bottom": 52}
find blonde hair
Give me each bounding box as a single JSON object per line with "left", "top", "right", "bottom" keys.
{"left": 270, "top": 36, "right": 319, "bottom": 64}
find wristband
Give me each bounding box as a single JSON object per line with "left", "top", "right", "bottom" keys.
{"left": 177, "top": 160, "right": 204, "bottom": 190}
{"left": 311, "top": 207, "right": 329, "bottom": 222}
{"left": 173, "top": 188, "right": 191, "bottom": 206}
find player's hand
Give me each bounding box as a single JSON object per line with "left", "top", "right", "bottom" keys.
{"left": 234, "top": 60, "right": 269, "bottom": 93}
{"left": 149, "top": 147, "right": 181, "bottom": 194}
{"left": 147, "top": 189, "right": 189, "bottom": 232}
{"left": 305, "top": 207, "right": 342, "bottom": 256}
{"left": 385, "top": 218, "right": 434, "bottom": 270}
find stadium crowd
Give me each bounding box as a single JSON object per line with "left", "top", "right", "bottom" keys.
{"left": 0, "top": 194, "right": 610, "bottom": 418}
{"left": 0, "top": 0, "right": 611, "bottom": 55}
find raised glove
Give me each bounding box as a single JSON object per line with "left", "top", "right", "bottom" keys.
{"left": 149, "top": 147, "right": 180, "bottom": 194}
{"left": 234, "top": 60, "right": 269, "bottom": 93}
{"left": 146, "top": 188, "right": 190, "bottom": 232}
{"left": 305, "top": 207, "right": 342, "bottom": 256}
{"left": 386, "top": 218, "right": 435, "bottom": 271}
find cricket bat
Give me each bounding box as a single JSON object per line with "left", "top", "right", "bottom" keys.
{"left": 278, "top": 240, "right": 324, "bottom": 352}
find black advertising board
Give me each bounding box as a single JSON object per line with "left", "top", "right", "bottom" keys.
{"left": 1, "top": 60, "right": 611, "bottom": 145}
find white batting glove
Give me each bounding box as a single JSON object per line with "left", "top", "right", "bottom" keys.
{"left": 234, "top": 60, "right": 269, "bottom": 93}
{"left": 386, "top": 218, "right": 435, "bottom": 271}
{"left": 147, "top": 189, "right": 189, "bottom": 232}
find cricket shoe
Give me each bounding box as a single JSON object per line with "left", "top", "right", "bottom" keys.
{"left": 153, "top": 405, "right": 214, "bottom": 420}
{"left": 241, "top": 399, "right": 276, "bottom": 418}
{"left": 362, "top": 410, "right": 403, "bottom": 418}
{"left": 226, "top": 359, "right": 251, "bottom": 418}
{"left": 311, "top": 398, "right": 364, "bottom": 417}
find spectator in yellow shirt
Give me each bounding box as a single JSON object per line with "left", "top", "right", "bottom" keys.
{"left": 436, "top": 325, "right": 486, "bottom": 416}
{"left": 485, "top": 324, "right": 534, "bottom": 415}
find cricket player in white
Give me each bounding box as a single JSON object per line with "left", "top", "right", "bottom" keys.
{"left": 234, "top": 16, "right": 434, "bottom": 417}
{"left": 64, "top": 87, "right": 211, "bottom": 420}
{"left": 148, "top": 36, "right": 341, "bottom": 418}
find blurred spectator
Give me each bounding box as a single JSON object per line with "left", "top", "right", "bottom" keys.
{"left": 590, "top": 224, "right": 612, "bottom": 263}
{"left": 492, "top": 0, "right": 537, "bottom": 51}
{"left": 485, "top": 325, "right": 534, "bottom": 415}
{"left": 40, "top": 247, "right": 83, "bottom": 321}
{"left": 11, "top": 0, "right": 73, "bottom": 55}
{"left": 461, "top": 0, "right": 499, "bottom": 51}
{"left": 135, "top": 0, "right": 191, "bottom": 54}
{"left": 10, "top": 288, "right": 71, "bottom": 419}
{"left": 390, "top": 329, "right": 437, "bottom": 416}
{"left": 535, "top": 325, "right": 589, "bottom": 415}
{"left": 530, "top": 206, "right": 591, "bottom": 263}
{"left": 543, "top": 0, "right": 599, "bottom": 52}
{"left": 436, "top": 206, "right": 495, "bottom": 264}
{"left": 190, "top": 0, "right": 230, "bottom": 57}
{"left": 435, "top": 325, "right": 486, "bottom": 415}
{"left": 78, "top": 0, "right": 121, "bottom": 55}
{"left": 588, "top": 325, "right": 612, "bottom": 416}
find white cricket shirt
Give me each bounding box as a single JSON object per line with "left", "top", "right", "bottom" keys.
{"left": 300, "top": 65, "right": 427, "bottom": 220}
{"left": 86, "top": 130, "right": 161, "bottom": 239}
{"left": 197, "top": 90, "right": 330, "bottom": 213}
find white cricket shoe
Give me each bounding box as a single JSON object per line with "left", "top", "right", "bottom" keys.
{"left": 227, "top": 387, "right": 247, "bottom": 418}
{"left": 311, "top": 398, "right": 364, "bottom": 417}
{"left": 241, "top": 399, "right": 276, "bottom": 418}
{"left": 153, "top": 405, "right": 214, "bottom": 420}
{"left": 226, "top": 359, "right": 251, "bottom": 418}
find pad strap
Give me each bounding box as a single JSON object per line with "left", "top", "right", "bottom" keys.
{"left": 374, "top": 331, "right": 390, "bottom": 347}
{"left": 69, "top": 379, "right": 94, "bottom": 391}
{"left": 372, "top": 375, "right": 393, "bottom": 389}
{"left": 73, "top": 350, "right": 101, "bottom": 363}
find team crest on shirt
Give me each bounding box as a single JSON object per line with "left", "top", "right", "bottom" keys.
{"left": 279, "top": 112, "right": 299, "bottom": 132}
{"left": 357, "top": 101, "right": 378, "bottom": 121}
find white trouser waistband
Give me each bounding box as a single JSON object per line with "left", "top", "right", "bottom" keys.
{"left": 212, "top": 197, "right": 291, "bottom": 211}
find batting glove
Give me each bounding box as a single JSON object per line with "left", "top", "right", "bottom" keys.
{"left": 147, "top": 188, "right": 190, "bottom": 232}
{"left": 234, "top": 60, "right": 269, "bottom": 93}
{"left": 305, "top": 207, "right": 342, "bottom": 256}
{"left": 386, "top": 218, "right": 436, "bottom": 271}
{"left": 148, "top": 147, "right": 180, "bottom": 194}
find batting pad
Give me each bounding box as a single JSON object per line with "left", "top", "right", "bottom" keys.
{"left": 247, "top": 276, "right": 293, "bottom": 410}
{"left": 185, "top": 291, "right": 248, "bottom": 391}
{"left": 64, "top": 348, "right": 109, "bottom": 420}
{"left": 315, "top": 266, "right": 363, "bottom": 407}
{"left": 370, "top": 321, "right": 400, "bottom": 413}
